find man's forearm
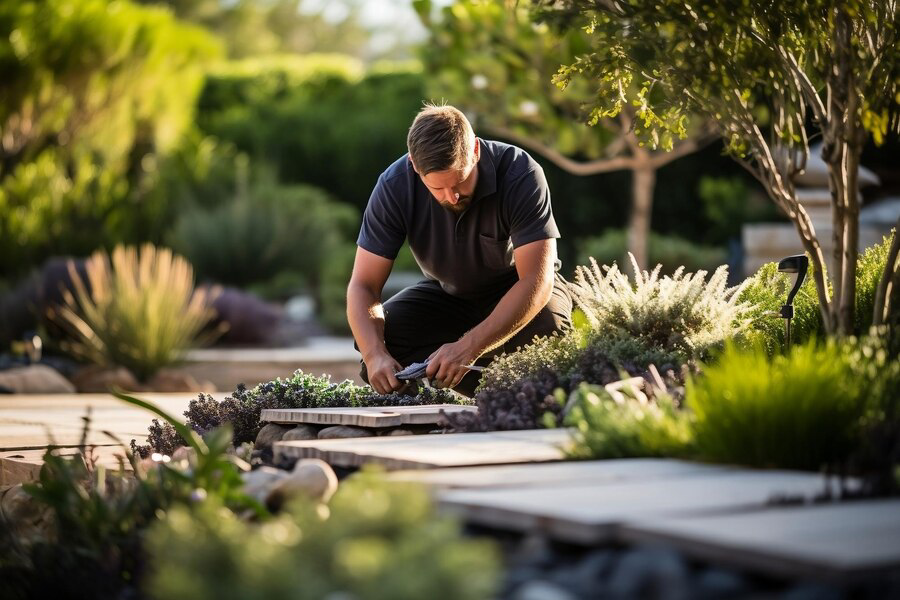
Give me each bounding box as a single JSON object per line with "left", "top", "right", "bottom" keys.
{"left": 346, "top": 283, "right": 390, "bottom": 361}
{"left": 461, "top": 273, "right": 553, "bottom": 358}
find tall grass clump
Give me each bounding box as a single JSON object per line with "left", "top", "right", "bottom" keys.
{"left": 570, "top": 255, "right": 751, "bottom": 364}
{"left": 49, "top": 244, "right": 219, "bottom": 381}
{"left": 687, "top": 342, "right": 866, "bottom": 471}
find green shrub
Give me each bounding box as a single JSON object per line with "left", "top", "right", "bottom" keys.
{"left": 737, "top": 260, "right": 823, "bottom": 355}
{"left": 856, "top": 230, "right": 897, "bottom": 334}
{"left": 566, "top": 382, "right": 694, "bottom": 459}
{"left": 0, "top": 0, "right": 220, "bottom": 280}
{"left": 575, "top": 230, "right": 728, "bottom": 275}
{"left": 145, "top": 471, "right": 499, "bottom": 600}
{"left": 318, "top": 242, "right": 358, "bottom": 334}
{"left": 476, "top": 329, "right": 584, "bottom": 394}
{"left": 168, "top": 182, "right": 358, "bottom": 289}
{"left": 134, "top": 370, "right": 469, "bottom": 454}
{"left": 1, "top": 396, "right": 261, "bottom": 599}
{"left": 698, "top": 176, "right": 782, "bottom": 244}
{"left": 571, "top": 256, "right": 750, "bottom": 363}
{"left": 198, "top": 58, "right": 425, "bottom": 213}
{"left": 687, "top": 342, "right": 867, "bottom": 471}
{"left": 49, "top": 244, "right": 219, "bottom": 381}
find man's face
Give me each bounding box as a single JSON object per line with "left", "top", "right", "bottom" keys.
{"left": 419, "top": 162, "right": 479, "bottom": 214}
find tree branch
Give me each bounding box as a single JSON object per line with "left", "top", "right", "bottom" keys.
{"left": 873, "top": 223, "right": 900, "bottom": 326}
{"left": 483, "top": 124, "right": 637, "bottom": 175}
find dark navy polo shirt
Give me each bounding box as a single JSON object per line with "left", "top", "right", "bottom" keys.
{"left": 357, "top": 139, "right": 560, "bottom": 299}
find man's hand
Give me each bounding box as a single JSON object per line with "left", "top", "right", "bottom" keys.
{"left": 426, "top": 339, "right": 480, "bottom": 390}
{"left": 364, "top": 351, "right": 404, "bottom": 395}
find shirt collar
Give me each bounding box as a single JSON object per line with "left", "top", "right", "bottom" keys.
{"left": 474, "top": 138, "right": 497, "bottom": 201}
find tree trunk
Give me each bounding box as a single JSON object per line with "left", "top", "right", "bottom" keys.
{"left": 873, "top": 220, "right": 900, "bottom": 326}
{"left": 627, "top": 158, "right": 655, "bottom": 274}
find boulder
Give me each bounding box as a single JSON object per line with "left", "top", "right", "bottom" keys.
{"left": 282, "top": 424, "right": 320, "bottom": 441}
{"left": 381, "top": 428, "right": 415, "bottom": 436}
{"left": 255, "top": 423, "right": 293, "bottom": 449}
{"left": 144, "top": 369, "right": 215, "bottom": 393}
{"left": 241, "top": 466, "right": 288, "bottom": 504}
{"left": 0, "top": 365, "right": 75, "bottom": 394}
{"left": 266, "top": 459, "right": 338, "bottom": 510}
{"left": 318, "top": 425, "right": 375, "bottom": 439}
{"left": 71, "top": 365, "right": 142, "bottom": 393}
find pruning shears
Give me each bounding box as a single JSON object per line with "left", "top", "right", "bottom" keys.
{"left": 394, "top": 359, "right": 484, "bottom": 389}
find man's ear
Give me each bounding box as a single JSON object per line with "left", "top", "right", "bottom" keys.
{"left": 408, "top": 156, "right": 419, "bottom": 174}
{"left": 473, "top": 137, "right": 481, "bottom": 162}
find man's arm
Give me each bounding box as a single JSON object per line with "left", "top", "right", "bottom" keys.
{"left": 426, "top": 238, "right": 557, "bottom": 389}
{"left": 346, "top": 247, "right": 404, "bottom": 394}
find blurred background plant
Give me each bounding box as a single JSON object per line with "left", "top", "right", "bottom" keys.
{"left": 47, "top": 244, "right": 219, "bottom": 382}
{"left": 145, "top": 471, "right": 498, "bottom": 600}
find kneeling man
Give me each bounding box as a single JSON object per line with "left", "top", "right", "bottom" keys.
{"left": 347, "top": 104, "right": 572, "bottom": 396}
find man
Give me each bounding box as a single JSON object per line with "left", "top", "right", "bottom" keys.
{"left": 347, "top": 104, "right": 572, "bottom": 397}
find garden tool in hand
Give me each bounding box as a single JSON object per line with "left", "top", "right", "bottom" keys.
{"left": 394, "top": 359, "right": 484, "bottom": 389}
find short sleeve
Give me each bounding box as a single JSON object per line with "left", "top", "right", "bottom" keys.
{"left": 506, "top": 166, "right": 560, "bottom": 248}
{"left": 356, "top": 174, "right": 407, "bottom": 260}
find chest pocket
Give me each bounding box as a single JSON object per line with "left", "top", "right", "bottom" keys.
{"left": 479, "top": 234, "right": 514, "bottom": 270}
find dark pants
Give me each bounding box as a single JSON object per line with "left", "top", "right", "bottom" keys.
{"left": 359, "top": 274, "right": 573, "bottom": 397}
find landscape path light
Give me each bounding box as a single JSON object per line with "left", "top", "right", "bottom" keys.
{"left": 776, "top": 254, "right": 809, "bottom": 348}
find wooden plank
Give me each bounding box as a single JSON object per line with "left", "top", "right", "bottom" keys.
{"left": 620, "top": 500, "right": 900, "bottom": 583}
{"left": 1, "top": 446, "right": 134, "bottom": 486}
{"left": 0, "top": 393, "right": 226, "bottom": 450}
{"left": 388, "top": 458, "right": 732, "bottom": 490}
{"left": 274, "top": 428, "right": 574, "bottom": 470}
{"left": 261, "top": 404, "right": 476, "bottom": 428}
{"left": 437, "top": 470, "right": 845, "bottom": 545}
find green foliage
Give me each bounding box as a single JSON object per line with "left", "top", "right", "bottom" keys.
{"left": 844, "top": 329, "right": 900, "bottom": 494}
{"left": 168, "top": 182, "right": 358, "bottom": 289}
{"left": 566, "top": 383, "right": 693, "bottom": 460}
{"left": 737, "top": 261, "right": 823, "bottom": 355}
{"left": 145, "top": 471, "right": 499, "bottom": 600}
{"left": 136, "top": 370, "right": 470, "bottom": 454}
{"left": 197, "top": 56, "right": 425, "bottom": 213}
{"left": 3, "top": 397, "right": 261, "bottom": 599}
{"left": 476, "top": 330, "right": 584, "bottom": 394}
{"left": 687, "top": 342, "right": 867, "bottom": 471}
{"left": 698, "top": 176, "right": 782, "bottom": 244}
{"left": 0, "top": 0, "right": 220, "bottom": 279}
{"left": 549, "top": 1, "right": 898, "bottom": 154}
{"left": 856, "top": 231, "right": 897, "bottom": 334}
{"left": 571, "top": 256, "right": 750, "bottom": 362}
{"left": 575, "top": 230, "right": 727, "bottom": 276}
{"left": 49, "top": 244, "right": 219, "bottom": 381}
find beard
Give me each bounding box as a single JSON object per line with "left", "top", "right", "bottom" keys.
{"left": 435, "top": 195, "right": 473, "bottom": 214}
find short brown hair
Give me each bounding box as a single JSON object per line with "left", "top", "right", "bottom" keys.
{"left": 407, "top": 104, "right": 475, "bottom": 176}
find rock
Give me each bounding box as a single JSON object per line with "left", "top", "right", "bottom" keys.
{"left": 382, "top": 428, "right": 415, "bottom": 436}
{"left": 0, "top": 484, "right": 52, "bottom": 537}
{"left": 511, "top": 581, "right": 578, "bottom": 600}
{"left": 606, "top": 547, "right": 690, "bottom": 600}
{"left": 265, "top": 458, "right": 338, "bottom": 510}
{"left": 318, "top": 425, "right": 375, "bottom": 439}
{"left": 695, "top": 567, "right": 747, "bottom": 598}
{"left": 171, "top": 446, "right": 196, "bottom": 463}
{"left": 144, "top": 369, "right": 215, "bottom": 393}
{"left": 282, "top": 424, "right": 320, "bottom": 441}
{"left": 241, "top": 466, "right": 288, "bottom": 504}
{"left": 71, "top": 365, "right": 142, "bottom": 393}
{"left": 0, "top": 365, "right": 76, "bottom": 394}
{"left": 255, "top": 423, "right": 293, "bottom": 448}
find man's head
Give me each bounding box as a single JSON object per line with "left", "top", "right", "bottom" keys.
{"left": 407, "top": 104, "right": 480, "bottom": 213}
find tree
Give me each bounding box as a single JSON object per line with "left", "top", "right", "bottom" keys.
{"left": 414, "top": 0, "right": 715, "bottom": 271}
{"left": 0, "top": 0, "right": 220, "bottom": 278}
{"left": 546, "top": 0, "right": 900, "bottom": 334}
